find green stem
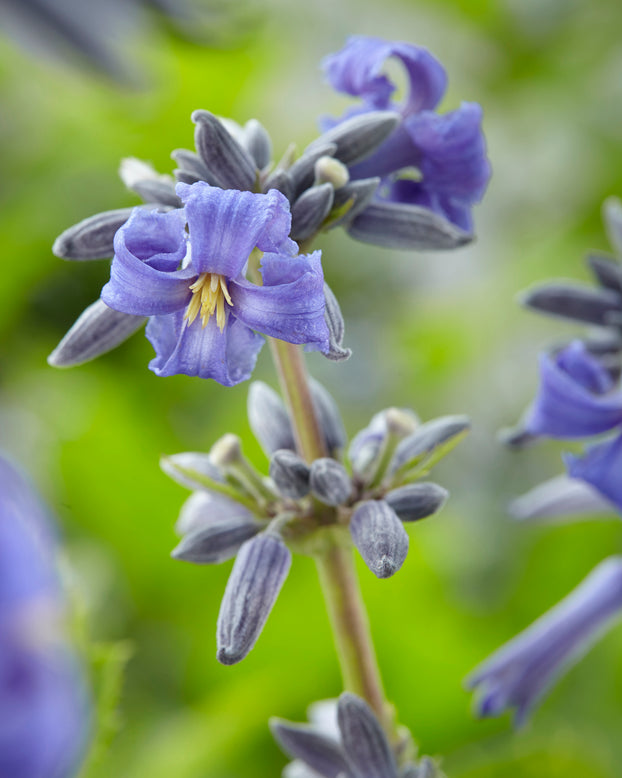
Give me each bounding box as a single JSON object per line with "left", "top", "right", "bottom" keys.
{"left": 268, "top": 338, "right": 328, "bottom": 462}
{"left": 268, "top": 338, "right": 392, "bottom": 733}
{"left": 316, "top": 543, "right": 391, "bottom": 730}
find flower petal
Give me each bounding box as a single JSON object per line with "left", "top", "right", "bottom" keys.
{"left": 229, "top": 252, "right": 329, "bottom": 350}
{"left": 524, "top": 343, "right": 622, "bottom": 438}
{"left": 101, "top": 209, "right": 193, "bottom": 317}
{"left": 322, "top": 36, "right": 447, "bottom": 114}
{"left": 508, "top": 475, "right": 615, "bottom": 522}
{"left": 565, "top": 433, "right": 622, "bottom": 513}
{"left": 466, "top": 556, "right": 622, "bottom": 725}
{"left": 403, "top": 103, "right": 490, "bottom": 202}
{"left": 146, "top": 311, "right": 264, "bottom": 386}
{"left": 177, "top": 183, "right": 297, "bottom": 277}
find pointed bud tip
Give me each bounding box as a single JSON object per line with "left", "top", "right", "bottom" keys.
{"left": 191, "top": 109, "right": 214, "bottom": 124}
{"left": 210, "top": 434, "right": 242, "bottom": 468}
{"left": 51, "top": 235, "right": 68, "bottom": 258}
{"left": 373, "top": 556, "right": 400, "bottom": 579}
{"left": 216, "top": 646, "right": 245, "bottom": 666}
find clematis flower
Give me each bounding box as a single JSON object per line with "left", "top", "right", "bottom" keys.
{"left": 322, "top": 35, "right": 491, "bottom": 234}
{"left": 523, "top": 340, "right": 622, "bottom": 439}
{"left": 101, "top": 182, "right": 329, "bottom": 386}
{"left": 0, "top": 455, "right": 89, "bottom": 778}
{"left": 466, "top": 556, "right": 622, "bottom": 726}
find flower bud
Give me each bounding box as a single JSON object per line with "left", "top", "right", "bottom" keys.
{"left": 263, "top": 169, "right": 293, "bottom": 201}
{"left": 48, "top": 300, "right": 146, "bottom": 368}
{"left": 160, "top": 452, "right": 224, "bottom": 490}
{"left": 269, "top": 450, "right": 310, "bottom": 500}
{"left": 171, "top": 513, "right": 261, "bottom": 565}
{"left": 270, "top": 719, "right": 351, "bottom": 778}
{"left": 389, "top": 415, "right": 471, "bottom": 475}
{"left": 209, "top": 434, "right": 243, "bottom": 468}
{"left": 337, "top": 692, "right": 398, "bottom": 777}
{"left": 349, "top": 500, "right": 409, "bottom": 578}
{"left": 288, "top": 142, "right": 337, "bottom": 198}
{"left": 309, "top": 379, "right": 347, "bottom": 455}
{"left": 309, "top": 459, "right": 351, "bottom": 506}
{"left": 52, "top": 208, "right": 134, "bottom": 260}
{"left": 587, "top": 253, "right": 622, "bottom": 294}
{"left": 171, "top": 148, "right": 217, "bottom": 185}
{"left": 349, "top": 201, "right": 471, "bottom": 251}
{"left": 519, "top": 283, "right": 621, "bottom": 326}
{"left": 216, "top": 533, "right": 291, "bottom": 665}
{"left": 314, "top": 156, "right": 349, "bottom": 189}
{"left": 290, "top": 183, "right": 335, "bottom": 242}
{"left": 385, "top": 483, "right": 448, "bottom": 522}
{"left": 308, "top": 111, "right": 400, "bottom": 166}
{"left": 247, "top": 382, "right": 296, "bottom": 456}
{"left": 192, "top": 110, "right": 256, "bottom": 191}
{"left": 329, "top": 177, "right": 380, "bottom": 229}
{"left": 349, "top": 408, "right": 418, "bottom": 480}
{"left": 175, "top": 491, "right": 256, "bottom": 536}
{"left": 243, "top": 119, "right": 273, "bottom": 170}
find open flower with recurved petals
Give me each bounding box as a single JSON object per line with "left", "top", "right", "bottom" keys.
{"left": 101, "top": 182, "right": 329, "bottom": 386}
{"left": 322, "top": 36, "right": 490, "bottom": 237}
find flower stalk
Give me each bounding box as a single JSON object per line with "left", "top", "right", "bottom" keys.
{"left": 268, "top": 337, "right": 392, "bottom": 735}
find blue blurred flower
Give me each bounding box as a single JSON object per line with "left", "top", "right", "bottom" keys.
{"left": 0, "top": 455, "right": 89, "bottom": 778}
{"left": 523, "top": 340, "right": 622, "bottom": 439}
{"left": 322, "top": 36, "right": 491, "bottom": 233}
{"left": 565, "top": 432, "right": 622, "bottom": 513}
{"left": 467, "top": 556, "right": 622, "bottom": 726}
{"left": 101, "top": 183, "right": 329, "bottom": 385}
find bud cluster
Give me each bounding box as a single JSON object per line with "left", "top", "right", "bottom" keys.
{"left": 271, "top": 691, "right": 441, "bottom": 778}
{"left": 162, "top": 381, "right": 469, "bottom": 665}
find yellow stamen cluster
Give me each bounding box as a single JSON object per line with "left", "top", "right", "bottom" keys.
{"left": 184, "top": 272, "right": 233, "bottom": 332}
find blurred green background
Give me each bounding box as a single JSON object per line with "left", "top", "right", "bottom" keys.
{"left": 2, "top": 0, "right": 622, "bottom": 776}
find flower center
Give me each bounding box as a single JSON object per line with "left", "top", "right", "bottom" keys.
{"left": 184, "top": 272, "right": 233, "bottom": 332}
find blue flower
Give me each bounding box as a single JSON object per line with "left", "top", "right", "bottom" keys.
{"left": 101, "top": 183, "right": 329, "bottom": 386}
{"left": 512, "top": 340, "right": 622, "bottom": 515}
{"left": 466, "top": 556, "right": 622, "bottom": 726}
{"left": 0, "top": 455, "right": 89, "bottom": 778}
{"left": 565, "top": 432, "right": 622, "bottom": 513}
{"left": 322, "top": 36, "right": 491, "bottom": 233}
{"left": 523, "top": 340, "right": 622, "bottom": 439}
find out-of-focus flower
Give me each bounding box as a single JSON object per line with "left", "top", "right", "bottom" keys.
{"left": 100, "top": 184, "right": 329, "bottom": 385}
{"left": 565, "top": 432, "right": 622, "bottom": 513}
{"left": 0, "top": 454, "right": 89, "bottom": 778}
{"left": 0, "top": 0, "right": 249, "bottom": 83}
{"left": 506, "top": 199, "right": 622, "bottom": 522}
{"left": 322, "top": 36, "right": 491, "bottom": 238}
{"left": 466, "top": 556, "right": 622, "bottom": 726}
{"left": 271, "top": 691, "right": 440, "bottom": 778}
{"left": 163, "top": 381, "right": 463, "bottom": 664}
{"left": 523, "top": 340, "right": 622, "bottom": 439}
